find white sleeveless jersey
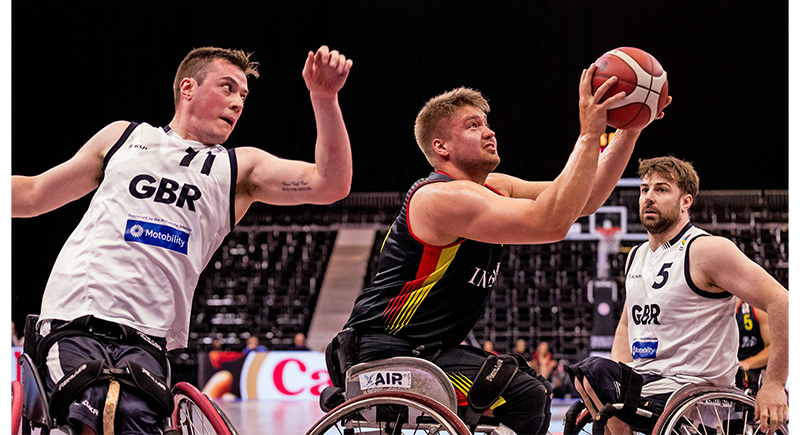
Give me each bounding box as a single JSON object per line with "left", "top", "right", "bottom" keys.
{"left": 39, "top": 122, "right": 237, "bottom": 350}
{"left": 625, "top": 223, "right": 739, "bottom": 395}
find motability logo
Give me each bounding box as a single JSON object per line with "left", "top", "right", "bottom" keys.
{"left": 125, "top": 219, "right": 190, "bottom": 254}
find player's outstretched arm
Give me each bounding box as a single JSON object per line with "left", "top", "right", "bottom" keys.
{"left": 12, "top": 121, "right": 129, "bottom": 217}
{"left": 489, "top": 95, "right": 672, "bottom": 216}
{"left": 690, "top": 236, "right": 788, "bottom": 434}
{"left": 235, "top": 46, "right": 352, "bottom": 216}
{"left": 414, "top": 64, "right": 626, "bottom": 246}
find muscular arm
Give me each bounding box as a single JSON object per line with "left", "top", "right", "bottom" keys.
{"left": 235, "top": 46, "right": 352, "bottom": 219}
{"left": 690, "top": 236, "right": 788, "bottom": 432}
{"left": 486, "top": 128, "right": 640, "bottom": 217}
{"left": 12, "top": 121, "right": 129, "bottom": 217}
{"left": 412, "top": 65, "right": 625, "bottom": 246}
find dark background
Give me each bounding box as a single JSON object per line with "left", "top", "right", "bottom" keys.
{"left": 11, "top": 1, "right": 789, "bottom": 332}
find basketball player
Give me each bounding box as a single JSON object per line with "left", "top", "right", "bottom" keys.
{"left": 736, "top": 298, "right": 771, "bottom": 394}
{"left": 12, "top": 45, "right": 353, "bottom": 433}
{"left": 569, "top": 156, "right": 788, "bottom": 435}
{"left": 340, "top": 64, "right": 670, "bottom": 434}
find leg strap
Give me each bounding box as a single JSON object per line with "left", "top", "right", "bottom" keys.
{"left": 617, "top": 362, "right": 644, "bottom": 421}
{"left": 103, "top": 379, "right": 120, "bottom": 435}
{"left": 48, "top": 359, "right": 174, "bottom": 423}
{"left": 36, "top": 315, "right": 168, "bottom": 373}
{"left": 461, "top": 354, "right": 519, "bottom": 429}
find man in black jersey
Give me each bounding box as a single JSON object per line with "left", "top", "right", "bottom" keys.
{"left": 341, "top": 65, "right": 670, "bottom": 434}
{"left": 736, "top": 298, "right": 771, "bottom": 394}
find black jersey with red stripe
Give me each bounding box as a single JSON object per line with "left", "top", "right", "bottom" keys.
{"left": 344, "top": 171, "right": 503, "bottom": 347}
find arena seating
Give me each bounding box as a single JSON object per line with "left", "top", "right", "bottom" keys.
{"left": 174, "top": 190, "right": 788, "bottom": 381}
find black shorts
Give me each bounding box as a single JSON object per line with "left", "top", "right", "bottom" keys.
{"left": 568, "top": 356, "right": 670, "bottom": 432}
{"left": 44, "top": 330, "right": 167, "bottom": 434}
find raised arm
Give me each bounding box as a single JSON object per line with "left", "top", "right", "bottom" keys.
{"left": 235, "top": 46, "right": 353, "bottom": 217}
{"left": 12, "top": 121, "right": 129, "bottom": 217}
{"left": 487, "top": 97, "right": 672, "bottom": 215}
{"left": 412, "top": 65, "right": 626, "bottom": 246}
{"left": 690, "top": 236, "right": 788, "bottom": 434}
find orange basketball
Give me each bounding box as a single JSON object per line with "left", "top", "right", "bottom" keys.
{"left": 592, "top": 47, "right": 669, "bottom": 130}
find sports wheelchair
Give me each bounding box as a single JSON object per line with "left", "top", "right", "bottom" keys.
{"left": 11, "top": 315, "right": 238, "bottom": 435}
{"left": 562, "top": 366, "right": 789, "bottom": 435}
{"left": 308, "top": 329, "right": 524, "bottom": 435}
{"left": 308, "top": 356, "right": 521, "bottom": 435}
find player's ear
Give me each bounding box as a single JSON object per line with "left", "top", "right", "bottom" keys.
{"left": 432, "top": 139, "right": 448, "bottom": 157}
{"left": 681, "top": 194, "right": 693, "bottom": 212}
{"left": 179, "top": 77, "right": 196, "bottom": 102}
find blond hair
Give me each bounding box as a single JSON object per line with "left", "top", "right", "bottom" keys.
{"left": 173, "top": 47, "right": 260, "bottom": 108}
{"left": 638, "top": 156, "right": 699, "bottom": 196}
{"left": 414, "top": 87, "right": 490, "bottom": 166}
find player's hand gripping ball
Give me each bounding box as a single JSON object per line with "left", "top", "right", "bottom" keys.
{"left": 592, "top": 47, "right": 669, "bottom": 130}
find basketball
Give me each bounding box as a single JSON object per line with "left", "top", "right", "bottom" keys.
{"left": 592, "top": 47, "right": 669, "bottom": 130}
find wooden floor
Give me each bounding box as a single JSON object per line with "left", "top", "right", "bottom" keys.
{"left": 215, "top": 398, "right": 576, "bottom": 434}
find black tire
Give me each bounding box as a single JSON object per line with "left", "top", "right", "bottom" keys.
{"left": 171, "top": 382, "right": 238, "bottom": 435}
{"left": 305, "top": 390, "right": 471, "bottom": 435}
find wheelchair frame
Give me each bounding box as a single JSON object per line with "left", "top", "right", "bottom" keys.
{"left": 12, "top": 314, "right": 238, "bottom": 435}
{"left": 564, "top": 382, "right": 789, "bottom": 435}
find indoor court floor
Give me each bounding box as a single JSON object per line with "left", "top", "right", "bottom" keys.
{"left": 215, "top": 398, "right": 575, "bottom": 434}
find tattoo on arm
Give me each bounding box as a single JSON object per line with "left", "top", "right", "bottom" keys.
{"left": 281, "top": 180, "right": 311, "bottom": 192}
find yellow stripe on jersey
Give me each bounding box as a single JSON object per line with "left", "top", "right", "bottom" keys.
{"left": 386, "top": 244, "right": 460, "bottom": 334}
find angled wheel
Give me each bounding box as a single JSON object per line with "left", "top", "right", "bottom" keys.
{"left": 306, "top": 390, "right": 471, "bottom": 435}
{"left": 12, "top": 381, "right": 23, "bottom": 435}
{"left": 171, "top": 382, "right": 238, "bottom": 435}
{"left": 651, "top": 385, "right": 788, "bottom": 435}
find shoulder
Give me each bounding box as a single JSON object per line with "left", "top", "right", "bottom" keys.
{"left": 82, "top": 121, "right": 136, "bottom": 159}
{"left": 411, "top": 178, "right": 496, "bottom": 206}
{"left": 95, "top": 121, "right": 133, "bottom": 142}
{"left": 484, "top": 172, "right": 515, "bottom": 196}
{"left": 229, "top": 146, "right": 280, "bottom": 169}
{"left": 689, "top": 233, "right": 740, "bottom": 258}
{"left": 230, "top": 146, "right": 279, "bottom": 159}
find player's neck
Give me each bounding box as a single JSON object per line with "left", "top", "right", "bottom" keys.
{"left": 435, "top": 163, "right": 489, "bottom": 185}
{"left": 647, "top": 217, "right": 691, "bottom": 251}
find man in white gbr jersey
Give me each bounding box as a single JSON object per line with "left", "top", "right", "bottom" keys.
{"left": 12, "top": 46, "right": 353, "bottom": 433}
{"left": 568, "top": 156, "right": 788, "bottom": 435}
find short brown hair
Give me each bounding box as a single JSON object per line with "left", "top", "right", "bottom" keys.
{"left": 414, "top": 87, "right": 490, "bottom": 166}
{"left": 173, "top": 47, "right": 260, "bottom": 108}
{"left": 638, "top": 156, "right": 699, "bottom": 196}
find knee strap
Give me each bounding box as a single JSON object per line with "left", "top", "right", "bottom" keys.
{"left": 617, "top": 362, "right": 644, "bottom": 421}
{"left": 461, "top": 354, "right": 519, "bottom": 428}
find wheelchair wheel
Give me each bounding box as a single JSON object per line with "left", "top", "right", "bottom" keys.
{"left": 306, "top": 390, "right": 471, "bottom": 435}
{"left": 172, "top": 382, "right": 238, "bottom": 435}
{"left": 651, "top": 385, "right": 788, "bottom": 435}
{"left": 12, "top": 381, "right": 23, "bottom": 435}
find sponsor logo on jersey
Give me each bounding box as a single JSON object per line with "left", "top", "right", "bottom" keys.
{"left": 631, "top": 340, "right": 658, "bottom": 360}
{"left": 358, "top": 371, "right": 411, "bottom": 390}
{"left": 468, "top": 262, "right": 501, "bottom": 288}
{"left": 125, "top": 219, "right": 189, "bottom": 254}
